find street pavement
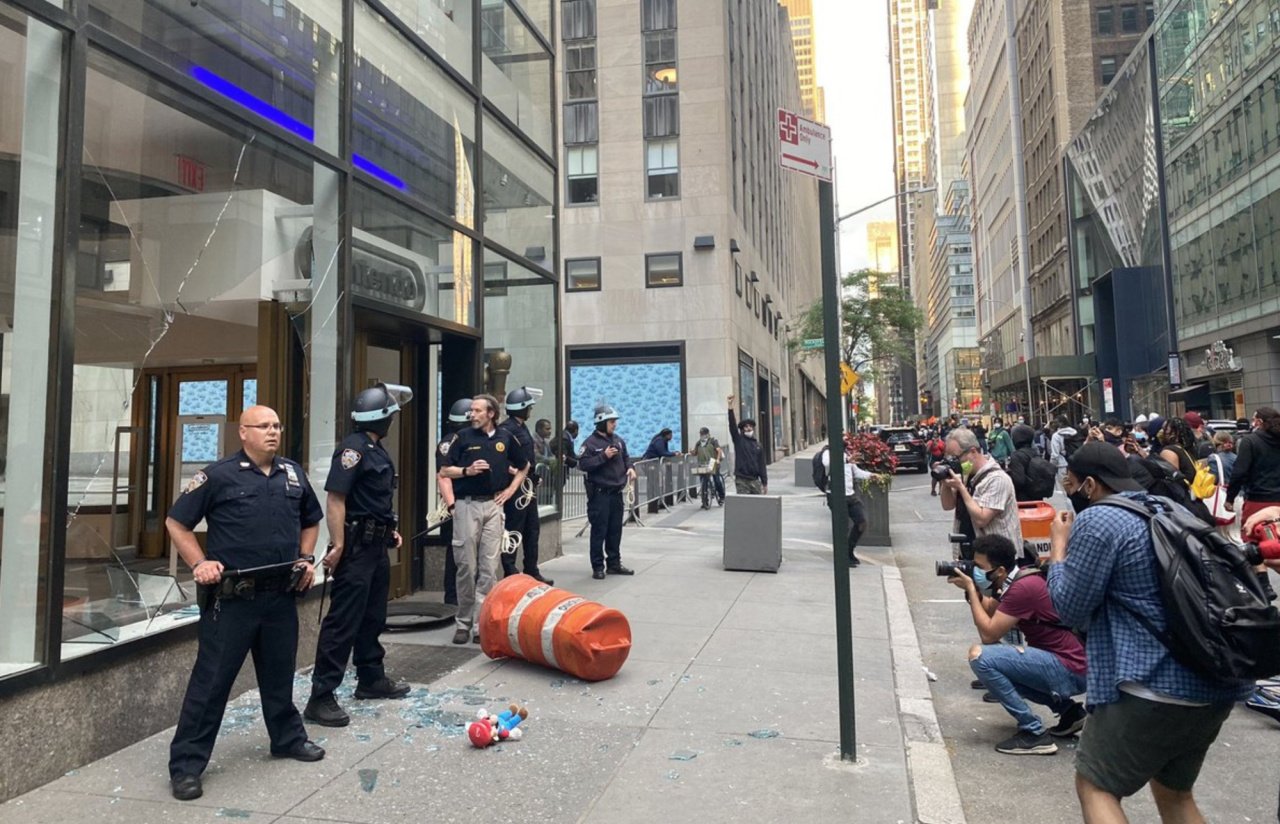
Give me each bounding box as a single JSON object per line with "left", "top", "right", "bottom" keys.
{"left": 0, "top": 450, "right": 962, "bottom": 824}
{"left": 6, "top": 451, "right": 1273, "bottom": 823}
{"left": 889, "top": 470, "right": 1280, "bottom": 822}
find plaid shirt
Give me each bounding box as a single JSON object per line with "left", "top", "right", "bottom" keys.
{"left": 1046, "top": 492, "right": 1253, "bottom": 707}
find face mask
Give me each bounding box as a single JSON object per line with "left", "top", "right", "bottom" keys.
{"left": 960, "top": 460, "right": 975, "bottom": 477}
{"left": 1134, "top": 431, "right": 1147, "bottom": 443}
{"left": 993, "top": 423, "right": 1002, "bottom": 430}
{"left": 1103, "top": 431, "right": 1123, "bottom": 445}
{"left": 743, "top": 429, "right": 755, "bottom": 439}
{"left": 1069, "top": 481, "right": 1093, "bottom": 513}
{"left": 972, "top": 567, "right": 994, "bottom": 595}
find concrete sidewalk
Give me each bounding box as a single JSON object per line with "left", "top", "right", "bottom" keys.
{"left": 0, "top": 453, "right": 962, "bottom": 824}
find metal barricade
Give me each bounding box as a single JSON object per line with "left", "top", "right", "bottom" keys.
{"left": 560, "top": 455, "right": 719, "bottom": 535}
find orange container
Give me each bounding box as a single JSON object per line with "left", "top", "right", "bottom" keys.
{"left": 1018, "top": 501, "right": 1056, "bottom": 540}
{"left": 478, "top": 574, "right": 632, "bottom": 681}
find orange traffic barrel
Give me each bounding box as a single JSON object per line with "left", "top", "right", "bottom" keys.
{"left": 1018, "top": 501, "right": 1056, "bottom": 559}
{"left": 478, "top": 574, "right": 632, "bottom": 681}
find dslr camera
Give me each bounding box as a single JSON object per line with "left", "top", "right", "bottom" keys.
{"left": 935, "top": 533, "right": 976, "bottom": 576}
{"left": 1242, "top": 520, "right": 1280, "bottom": 566}
{"left": 930, "top": 457, "right": 963, "bottom": 481}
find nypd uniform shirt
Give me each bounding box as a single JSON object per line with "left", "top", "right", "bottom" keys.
{"left": 498, "top": 417, "right": 538, "bottom": 486}
{"left": 447, "top": 425, "right": 528, "bottom": 497}
{"left": 168, "top": 449, "right": 323, "bottom": 569}
{"left": 326, "top": 432, "right": 396, "bottom": 520}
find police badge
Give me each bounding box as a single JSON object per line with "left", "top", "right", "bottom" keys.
{"left": 183, "top": 471, "right": 208, "bottom": 494}
{"left": 341, "top": 448, "right": 363, "bottom": 469}
{"left": 495, "top": 442, "right": 506, "bottom": 453}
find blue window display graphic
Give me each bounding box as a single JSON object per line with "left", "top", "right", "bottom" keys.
{"left": 569, "top": 362, "right": 683, "bottom": 452}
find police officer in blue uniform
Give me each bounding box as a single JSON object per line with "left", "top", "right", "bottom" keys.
{"left": 436, "top": 397, "right": 473, "bottom": 605}
{"left": 498, "top": 386, "right": 554, "bottom": 584}
{"left": 579, "top": 403, "right": 637, "bottom": 580}
{"left": 305, "top": 383, "right": 413, "bottom": 727}
{"left": 167, "top": 405, "right": 325, "bottom": 802}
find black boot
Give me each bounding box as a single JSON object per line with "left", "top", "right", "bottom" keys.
{"left": 304, "top": 693, "right": 350, "bottom": 727}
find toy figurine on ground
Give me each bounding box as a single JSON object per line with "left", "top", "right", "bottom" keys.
{"left": 466, "top": 704, "right": 529, "bottom": 748}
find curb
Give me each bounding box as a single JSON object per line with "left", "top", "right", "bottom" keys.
{"left": 882, "top": 566, "right": 967, "bottom": 824}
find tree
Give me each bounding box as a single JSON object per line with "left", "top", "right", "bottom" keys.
{"left": 790, "top": 269, "right": 924, "bottom": 422}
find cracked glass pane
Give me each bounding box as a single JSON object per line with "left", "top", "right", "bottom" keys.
{"left": 61, "top": 50, "right": 334, "bottom": 657}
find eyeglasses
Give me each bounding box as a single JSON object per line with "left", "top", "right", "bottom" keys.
{"left": 243, "top": 422, "right": 284, "bottom": 432}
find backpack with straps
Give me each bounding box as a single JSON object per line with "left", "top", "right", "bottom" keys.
{"left": 1027, "top": 455, "right": 1058, "bottom": 499}
{"left": 1097, "top": 496, "right": 1280, "bottom": 680}
{"left": 1061, "top": 431, "right": 1086, "bottom": 459}
{"left": 811, "top": 447, "right": 830, "bottom": 493}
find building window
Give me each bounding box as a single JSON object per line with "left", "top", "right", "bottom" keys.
{"left": 565, "top": 257, "right": 602, "bottom": 291}
{"left": 564, "top": 101, "right": 599, "bottom": 144}
{"left": 566, "top": 145, "right": 599, "bottom": 204}
{"left": 1100, "top": 56, "right": 1118, "bottom": 84}
{"left": 642, "top": 0, "right": 677, "bottom": 32}
{"left": 566, "top": 41, "right": 597, "bottom": 101}
{"left": 563, "top": 0, "right": 597, "bottom": 39}
{"left": 1096, "top": 6, "right": 1114, "bottom": 35}
{"left": 644, "top": 30, "right": 678, "bottom": 95}
{"left": 735, "top": 260, "right": 743, "bottom": 296}
{"left": 1144, "top": 1, "right": 1155, "bottom": 26}
{"left": 646, "top": 138, "right": 680, "bottom": 198}
{"left": 643, "top": 94, "right": 680, "bottom": 137}
{"left": 645, "top": 252, "right": 683, "bottom": 287}
{"left": 1119, "top": 4, "right": 1139, "bottom": 32}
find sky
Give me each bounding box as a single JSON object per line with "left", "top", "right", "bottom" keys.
{"left": 812, "top": 0, "right": 897, "bottom": 276}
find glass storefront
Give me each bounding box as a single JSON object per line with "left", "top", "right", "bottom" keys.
{"left": 0, "top": 0, "right": 558, "bottom": 685}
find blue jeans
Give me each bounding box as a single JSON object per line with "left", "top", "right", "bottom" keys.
{"left": 970, "top": 644, "right": 1086, "bottom": 735}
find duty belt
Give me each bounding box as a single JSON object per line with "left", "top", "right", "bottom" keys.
{"left": 197, "top": 561, "right": 304, "bottom": 613}
{"left": 346, "top": 516, "right": 397, "bottom": 547}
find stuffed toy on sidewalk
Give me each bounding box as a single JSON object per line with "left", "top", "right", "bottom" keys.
{"left": 467, "top": 704, "right": 529, "bottom": 748}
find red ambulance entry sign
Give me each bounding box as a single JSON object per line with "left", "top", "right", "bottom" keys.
{"left": 778, "top": 108, "right": 832, "bottom": 182}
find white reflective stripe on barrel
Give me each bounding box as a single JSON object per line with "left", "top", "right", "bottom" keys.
{"left": 540, "top": 597, "right": 585, "bottom": 670}
{"left": 506, "top": 584, "right": 552, "bottom": 657}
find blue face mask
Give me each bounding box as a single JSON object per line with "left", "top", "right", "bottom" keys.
{"left": 972, "top": 566, "right": 994, "bottom": 595}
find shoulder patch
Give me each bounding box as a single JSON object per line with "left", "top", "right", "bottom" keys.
{"left": 439, "top": 440, "right": 452, "bottom": 456}
{"left": 183, "top": 471, "right": 208, "bottom": 494}
{"left": 341, "top": 448, "right": 363, "bottom": 470}
{"left": 495, "top": 441, "right": 506, "bottom": 453}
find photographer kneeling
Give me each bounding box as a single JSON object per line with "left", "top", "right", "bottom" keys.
{"left": 938, "top": 427, "right": 1022, "bottom": 553}
{"left": 950, "top": 534, "right": 1088, "bottom": 756}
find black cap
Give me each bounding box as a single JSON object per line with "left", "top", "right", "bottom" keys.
{"left": 1067, "top": 442, "right": 1143, "bottom": 492}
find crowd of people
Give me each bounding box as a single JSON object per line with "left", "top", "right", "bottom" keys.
{"left": 917, "top": 407, "right": 1280, "bottom": 822}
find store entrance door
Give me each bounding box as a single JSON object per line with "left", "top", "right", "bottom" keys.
{"left": 353, "top": 329, "right": 422, "bottom": 600}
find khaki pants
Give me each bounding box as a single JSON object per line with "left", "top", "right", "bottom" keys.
{"left": 734, "top": 476, "right": 764, "bottom": 495}
{"left": 452, "top": 498, "right": 504, "bottom": 633}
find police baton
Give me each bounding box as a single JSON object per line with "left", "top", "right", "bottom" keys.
{"left": 221, "top": 560, "right": 306, "bottom": 578}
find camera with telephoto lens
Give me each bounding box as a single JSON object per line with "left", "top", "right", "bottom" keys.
{"left": 1241, "top": 520, "right": 1280, "bottom": 566}
{"left": 936, "top": 559, "right": 975, "bottom": 577}
{"left": 930, "top": 457, "right": 963, "bottom": 481}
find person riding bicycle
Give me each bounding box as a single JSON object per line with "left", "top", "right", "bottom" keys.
{"left": 691, "top": 427, "right": 725, "bottom": 509}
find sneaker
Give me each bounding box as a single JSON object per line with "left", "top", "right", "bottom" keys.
{"left": 995, "top": 730, "right": 1058, "bottom": 755}
{"left": 1048, "top": 702, "right": 1087, "bottom": 737}
{"left": 982, "top": 692, "right": 1000, "bottom": 703}
{"left": 970, "top": 679, "right": 985, "bottom": 690}
{"left": 1244, "top": 689, "right": 1280, "bottom": 724}
{"left": 303, "top": 693, "right": 350, "bottom": 727}
{"left": 452, "top": 628, "right": 470, "bottom": 644}
{"left": 354, "top": 677, "right": 410, "bottom": 700}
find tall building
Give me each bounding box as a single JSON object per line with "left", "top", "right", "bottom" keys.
{"left": 0, "top": 0, "right": 559, "bottom": 797}
{"left": 779, "top": 0, "right": 827, "bottom": 122}
{"left": 558, "top": 0, "right": 826, "bottom": 457}
{"left": 866, "top": 221, "right": 900, "bottom": 273}
{"left": 887, "top": 0, "right": 933, "bottom": 420}
{"left": 1067, "top": 0, "right": 1280, "bottom": 420}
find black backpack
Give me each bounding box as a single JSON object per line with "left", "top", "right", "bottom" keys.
{"left": 1061, "top": 431, "right": 1086, "bottom": 459}
{"left": 811, "top": 447, "right": 830, "bottom": 493}
{"left": 1098, "top": 496, "right": 1280, "bottom": 680}
{"left": 1027, "top": 455, "right": 1057, "bottom": 499}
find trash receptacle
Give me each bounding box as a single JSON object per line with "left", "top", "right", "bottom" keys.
{"left": 1018, "top": 501, "right": 1056, "bottom": 560}
{"left": 794, "top": 457, "right": 814, "bottom": 488}
{"left": 723, "top": 495, "right": 782, "bottom": 572}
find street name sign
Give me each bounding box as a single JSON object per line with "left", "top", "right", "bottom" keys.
{"left": 801, "top": 338, "right": 824, "bottom": 350}
{"left": 778, "top": 108, "right": 833, "bottom": 182}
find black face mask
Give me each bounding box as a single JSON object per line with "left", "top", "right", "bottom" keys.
{"left": 1103, "top": 431, "right": 1123, "bottom": 445}
{"left": 1068, "top": 479, "right": 1095, "bottom": 513}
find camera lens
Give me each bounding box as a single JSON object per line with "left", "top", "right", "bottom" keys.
{"left": 935, "top": 560, "right": 974, "bottom": 577}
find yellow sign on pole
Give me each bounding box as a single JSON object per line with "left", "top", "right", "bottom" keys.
{"left": 840, "top": 362, "right": 858, "bottom": 396}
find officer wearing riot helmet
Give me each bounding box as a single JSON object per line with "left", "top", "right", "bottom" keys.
{"left": 305, "top": 383, "right": 413, "bottom": 728}
{"left": 579, "top": 403, "right": 637, "bottom": 580}
{"left": 167, "top": 405, "right": 325, "bottom": 802}
{"left": 498, "top": 386, "right": 554, "bottom": 584}
{"left": 435, "top": 397, "right": 473, "bottom": 605}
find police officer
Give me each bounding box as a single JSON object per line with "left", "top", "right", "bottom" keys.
{"left": 439, "top": 394, "right": 528, "bottom": 645}
{"left": 498, "top": 386, "right": 554, "bottom": 584}
{"left": 436, "top": 397, "right": 473, "bottom": 605}
{"left": 579, "top": 403, "right": 637, "bottom": 580}
{"left": 305, "top": 383, "right": 413, "bottom": 728}
{"left": 167, "top": 405, "right": 325, "bottom": 802}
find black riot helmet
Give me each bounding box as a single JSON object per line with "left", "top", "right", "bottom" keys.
{"left": 352, "top": 382, "right": 413, "bottom": 437}
{"left": 447, "top": 397, "right": 473, "bottom": 432}
{"left": 505, "top": 386, "right": 543, "bottom": 419}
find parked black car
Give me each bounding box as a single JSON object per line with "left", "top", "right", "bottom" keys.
{"left": 879, "top": 427, "right": 928, "bottom": 473}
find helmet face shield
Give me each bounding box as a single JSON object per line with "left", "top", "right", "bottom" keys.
{"left": 352, "top": 382, "right": 414, "bottom": 423}
{"left": 383, "top": 383, "right": 414, "bottom": 408}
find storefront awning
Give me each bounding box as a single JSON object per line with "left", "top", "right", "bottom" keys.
{"left": 1169, "top": 383, "right": 1207, "bottom": 395}
{"left": 989, "top": 355, "right": 1097, "bottom": 391}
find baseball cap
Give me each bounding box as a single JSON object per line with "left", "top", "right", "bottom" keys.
{"left": 1184, "top": 411, "right": 1205, "bottom": 429}
{"left": 1066, "top": 441, "right": 1143, "bottom": 492}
